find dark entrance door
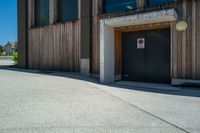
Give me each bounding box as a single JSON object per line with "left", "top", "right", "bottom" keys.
{"left": 122, "top": 28, "right": 171, "bottom": 84}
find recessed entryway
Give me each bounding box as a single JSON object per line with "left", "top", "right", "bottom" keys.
{"left": 122, "top": 28, "right": 171, "bottom": 84}
{"left": 100, "top": 9, "right": 177, "bottom": 83}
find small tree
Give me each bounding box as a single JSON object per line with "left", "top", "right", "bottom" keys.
{"left": 0, "top": 45, "right": 3, "bottom": 55}
{"left": 12, "top": 42, "right": 19, "bottom": 64}
{"left": 14, "top": 42, "right": 18, "bottom": 53}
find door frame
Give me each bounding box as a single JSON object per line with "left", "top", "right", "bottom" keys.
{"left": 99, "top": 9, "right": 177, "bottom": 83}
{"left": 115, "top": 23, "right": 172, "bottom": 82}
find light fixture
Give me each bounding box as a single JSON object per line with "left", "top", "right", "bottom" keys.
{"left": 126, "top": 5, "right": 133, "bottom": 10}
{"left": 176, "top": 21, "right": 188, "bottom": 32}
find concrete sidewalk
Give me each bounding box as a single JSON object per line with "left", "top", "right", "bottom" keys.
{"left": 0, "top": 68, "right": 199, "bottom": 133}
{"left": 0, "top": 56, "right": 15, "bottom": 66}
{"left": 89, "top": 82, "right": 200, "bottom": 133}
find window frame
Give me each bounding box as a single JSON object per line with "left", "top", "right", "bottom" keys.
{"left": 58, "top": 0, "right": 79, "bottom": 22}
{"left": 147, "top": 0, "right": 176, "bottom": 6}
{"left": 35, "top": 0, "right": 50, "bottom": 26}
{"left": 102, "top": 0, "right": 137, "bottom": 13}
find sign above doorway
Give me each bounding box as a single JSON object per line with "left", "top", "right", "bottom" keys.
{"left": 137, "top": 38, "right": 145, "bottom": 49}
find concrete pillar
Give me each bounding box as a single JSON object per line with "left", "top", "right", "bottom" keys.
{"left": 137, "top": 0, "right": 145, "bottom": 8}
{"left": 80, "top": 0, "right": 91, "bottom": 76}
{"left": 49, "top": 0, "right": 58, "bottom": 24}
{"left": 18, "top": 0, "right": 28, "bottom": 68}
{"left": 100, "top": 24, "right": 115, "bottom": 83}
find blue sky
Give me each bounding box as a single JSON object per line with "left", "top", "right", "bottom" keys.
{"left": 0, "top": 0, "right": 17, "bottom": 45}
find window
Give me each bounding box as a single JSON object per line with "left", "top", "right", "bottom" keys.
{"left": 59, "top": 0, "right": 78, "bottom": 22}
{"left": 103, "top": 0, "right": 137, "bottom": 13}
{"left": 35, "top": 0, "right": 49, "bottom": 26}
{"left": 148, "top": 0, "right": 176, "bottom": 5}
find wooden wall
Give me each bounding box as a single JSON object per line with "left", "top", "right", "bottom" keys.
{"left": 28, "top": 21, "right": 81, "bottom": 72}
{"left": 27, "top": 0, "right": 81, "bottom": 72}
{"left": 171, "top": 0, "right": 200, "bottom": 80}
{"left": 91, "top": 0, "right": 100, "bottom": 74}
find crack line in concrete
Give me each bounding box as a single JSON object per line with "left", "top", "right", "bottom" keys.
{"left": 87, "top": 83, "right": 191, "bottom": 133}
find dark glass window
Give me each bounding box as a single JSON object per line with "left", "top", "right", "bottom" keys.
{"left": 103, "top": 0, "right": 137, "bottom": 13}
{"left": 59, "top": 0, "right": 78, "bottom": 22}
{"left": 35, "top": 0, "right": 49, "bottom": 26}
{"left": 148, "top": 0, "right": 176, "bottom": 5}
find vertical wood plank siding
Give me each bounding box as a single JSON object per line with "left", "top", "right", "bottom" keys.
{"left": 181, "top": 0, "right": 187, "bottom": 78}
{"left": 91, "top": 0, "right": 100, "bottom": 74}
{"left": 192, "top": 0, "right": 196, "bottom": 79}
{"left": 197, "top": 0, "right": 200, "bottom": 79}
{"left": 26, "top": 0, "right": 81, "bottom": 72}
{"left": 28, "top": 21, "right": 80, "bottom": 72}
{"left": 171, "top": 0, "right": 200, "bottom": 80}
{"left": 91, "top": 0, "right": 200, "bottom": 80}
{"left": 28, "top": 0, "right": 35, "bottom": 28}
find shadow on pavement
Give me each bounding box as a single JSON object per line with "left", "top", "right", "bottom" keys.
{"left": 111, "top": 83, "right": 200, "bottom": 97}
{"left": 0, "top": 65, "right": 200, "bottom": 98}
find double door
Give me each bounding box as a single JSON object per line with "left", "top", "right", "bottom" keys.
{"left": 122, "top": 28, "right": 171, "bottom": 83}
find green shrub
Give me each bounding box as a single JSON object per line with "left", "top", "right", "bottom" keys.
{"left": 13, "top": 52, "right": 18, "bottom": 64}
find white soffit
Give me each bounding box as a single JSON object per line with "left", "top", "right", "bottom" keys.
{"left": 100, "top": 9, "right": 178, "bottom": 27}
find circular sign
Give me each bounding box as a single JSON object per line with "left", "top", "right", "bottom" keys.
{"left": 137, "top": 38, "right": 145, "bottom": 49}
{"left": 176, "top": 21, "right": 188, "bottom": 32}
{"left": 138, "top": 39, "right": 144, "bottom": 44}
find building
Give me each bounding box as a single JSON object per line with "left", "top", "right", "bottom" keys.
{"left": 18, "top": 0, "right": 200, "bottom": 85}
{"left": 4, "top": 42, "right": 16, "bottom": 55}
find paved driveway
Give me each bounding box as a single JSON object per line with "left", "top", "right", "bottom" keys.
{"left": 0, "top": 56, "right": 15, "bottom": 66}
{"left": 0, "top": 67, "right": 200, "bottom": 133}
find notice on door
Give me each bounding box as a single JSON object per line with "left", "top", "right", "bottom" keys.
{"left": 137, "top": 38, "right": 145, "bottom": 49}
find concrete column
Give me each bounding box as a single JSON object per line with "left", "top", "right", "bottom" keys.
{"left": 100, "top": 24, "right": 115, "bottom": 83}
{"left": 80, "top": 0, "right": 91, "bottom": 76}
{"left": 28, "top": 0, "right": 35, "bottom": 28}
{"left": 18, "top": 0, "right": 28, "bottom": 68}
{"left": 49, "top": 0, "right": 58, "bottom": 24}
{"left": 137, "top": 0, "right": 145, "bottom": 8}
